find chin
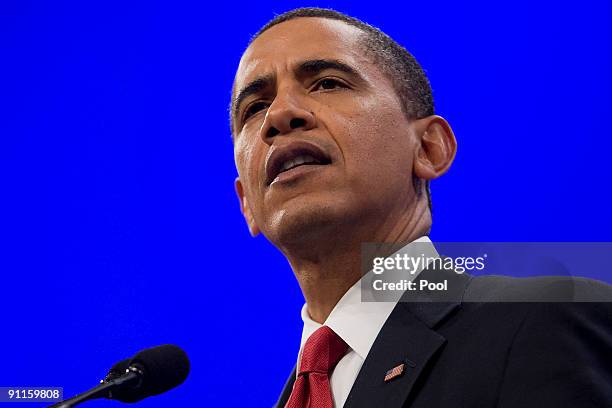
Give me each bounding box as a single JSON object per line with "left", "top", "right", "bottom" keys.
{"left": 265, "top": 201, "right": 348, "bottom": 248}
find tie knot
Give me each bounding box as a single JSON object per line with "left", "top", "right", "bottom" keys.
{"left": 299, "top": 326, "right": 349, "bottom": 375}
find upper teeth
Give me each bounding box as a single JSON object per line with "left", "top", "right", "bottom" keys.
{"left": 280, "top": 155, "right": 318, "bottom": 172}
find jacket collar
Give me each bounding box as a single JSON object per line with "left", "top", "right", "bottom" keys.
{"left": 275, "top": 264, "right": 472, "bottom": 408}
{"left": 343, "top": 267, "right": 471, "bottom": 408}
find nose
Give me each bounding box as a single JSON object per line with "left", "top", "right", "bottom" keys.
{"left": 259, "top": 89, "right": 316, "bottom": 144}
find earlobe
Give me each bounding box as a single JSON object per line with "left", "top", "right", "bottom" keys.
{"left": 234, "top": 178, "right": 261, "bottom": 237}
{"left": 413, "top": 116, "right": 457, "bottom": 180}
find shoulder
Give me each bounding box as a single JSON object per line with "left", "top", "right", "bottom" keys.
{"left": 462, "top": 277, "right": 612, "bottom": 406}
{"left": 463, "top": 274, "right": 612, "bottom": 302}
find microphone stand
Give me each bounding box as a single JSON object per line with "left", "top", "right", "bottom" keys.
{"left": 48, "top": 367, "right": 142, "bottom": 408}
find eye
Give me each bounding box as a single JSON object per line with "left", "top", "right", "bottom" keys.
{"left": 243, "top": 101, "right": 269, "bottom": 122}
{"left": 312, "top": 78, "right": 348, "bottom": 91}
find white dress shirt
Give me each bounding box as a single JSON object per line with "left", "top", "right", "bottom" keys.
{"left": 296, "top": 236, "right": 438, "bottom": 407}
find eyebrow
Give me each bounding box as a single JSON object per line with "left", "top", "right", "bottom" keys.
{"left": 232, "top": 59, "right": 362, "bottom": 122}
{"left": 233, "top": 75, "right": 274, "bottom": 123}
{"left": 295, "top": 59, "right": 359, "bottom": 78}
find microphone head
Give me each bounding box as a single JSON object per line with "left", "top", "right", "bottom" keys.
{"left": 113, "top": 344, "right": 190, "bottom": 402}
{"left": 103, "top": 358, "right": 130, "bottom": 382}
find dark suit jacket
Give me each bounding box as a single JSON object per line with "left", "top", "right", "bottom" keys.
{"left": 275, "top": 269, "right": 612, "bottom": 407}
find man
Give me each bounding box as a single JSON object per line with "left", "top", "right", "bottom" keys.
{"left": 231, "top": 8, "right": 612, "bottom": 408}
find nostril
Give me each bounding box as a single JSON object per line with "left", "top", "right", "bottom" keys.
{"left": 267, "top": 127, "right": 280, "bottom": 138}
{"left": 290, "top": 118, "right": 306, "bottom": 129}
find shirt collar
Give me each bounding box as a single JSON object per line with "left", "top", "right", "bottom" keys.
{"left": 299, "top": 236, "right": 438, "bottom": 361}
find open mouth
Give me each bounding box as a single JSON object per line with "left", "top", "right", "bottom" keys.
{"left": 265, "top": 142, "right": 332, "bottom": 185}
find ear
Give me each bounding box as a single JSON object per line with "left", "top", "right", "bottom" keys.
{"left": 234, "top": 177, "right": 261, "bottom": 237}
{"left": 413, "top": 115, "right": 457, "bottom": 180}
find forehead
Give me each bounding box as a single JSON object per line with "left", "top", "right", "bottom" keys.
{"left": 235, "top": 18, "right": 367, "bottom": 89}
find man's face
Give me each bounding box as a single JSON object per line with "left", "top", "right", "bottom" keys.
{"left": 233, "top": 18, "right": 421, "bottom": 246}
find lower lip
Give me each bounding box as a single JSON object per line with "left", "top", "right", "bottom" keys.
{"left": 270, "top": 164, "right": 329, "bottom": 186}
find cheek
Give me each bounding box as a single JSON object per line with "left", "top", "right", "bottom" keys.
{"left": 339, "top": 102, "right": 415, "bottom": 182}
{"left": 234, "top": 139, "right": 265, "bottom": 199}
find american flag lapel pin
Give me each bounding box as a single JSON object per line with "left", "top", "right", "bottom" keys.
{"left": 384, "top": 363, "right": 405, "bottom": 382}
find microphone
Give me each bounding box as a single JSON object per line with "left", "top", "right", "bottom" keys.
{"left": 102, "top": 358, "right": 131, "bottom": 382}
{"left": 49, "top": 344, "right": 190, "bottom": 407}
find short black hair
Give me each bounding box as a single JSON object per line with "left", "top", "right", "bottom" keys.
{"left": 233, "top": 7, "right": 434, "bottom": 209}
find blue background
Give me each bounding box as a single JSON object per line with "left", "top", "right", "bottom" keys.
{"left": 1, "top": 1, "right": 610, "bottom": 406}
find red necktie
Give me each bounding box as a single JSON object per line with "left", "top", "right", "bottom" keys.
{"left": 285, "top": 326, "right": 349, "bottom": 408}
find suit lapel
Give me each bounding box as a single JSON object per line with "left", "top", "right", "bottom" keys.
{"left": 342, "top": 302, "right": 449, "bottom": 408}
{"left": 343, "top": 268, "right": 470, "bottom": 408}
{"left": 275, "top": 267, "right": 471, "bottom": 408}
{"left": 275, "top": 309, "right": 455, "bottom": 408}
{"left": 275, "top": 366, "right": 296, "bottom": 408}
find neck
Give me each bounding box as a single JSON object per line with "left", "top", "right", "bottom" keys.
{"left": 283, "top": 198, "right": 431, "bottom": 323}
